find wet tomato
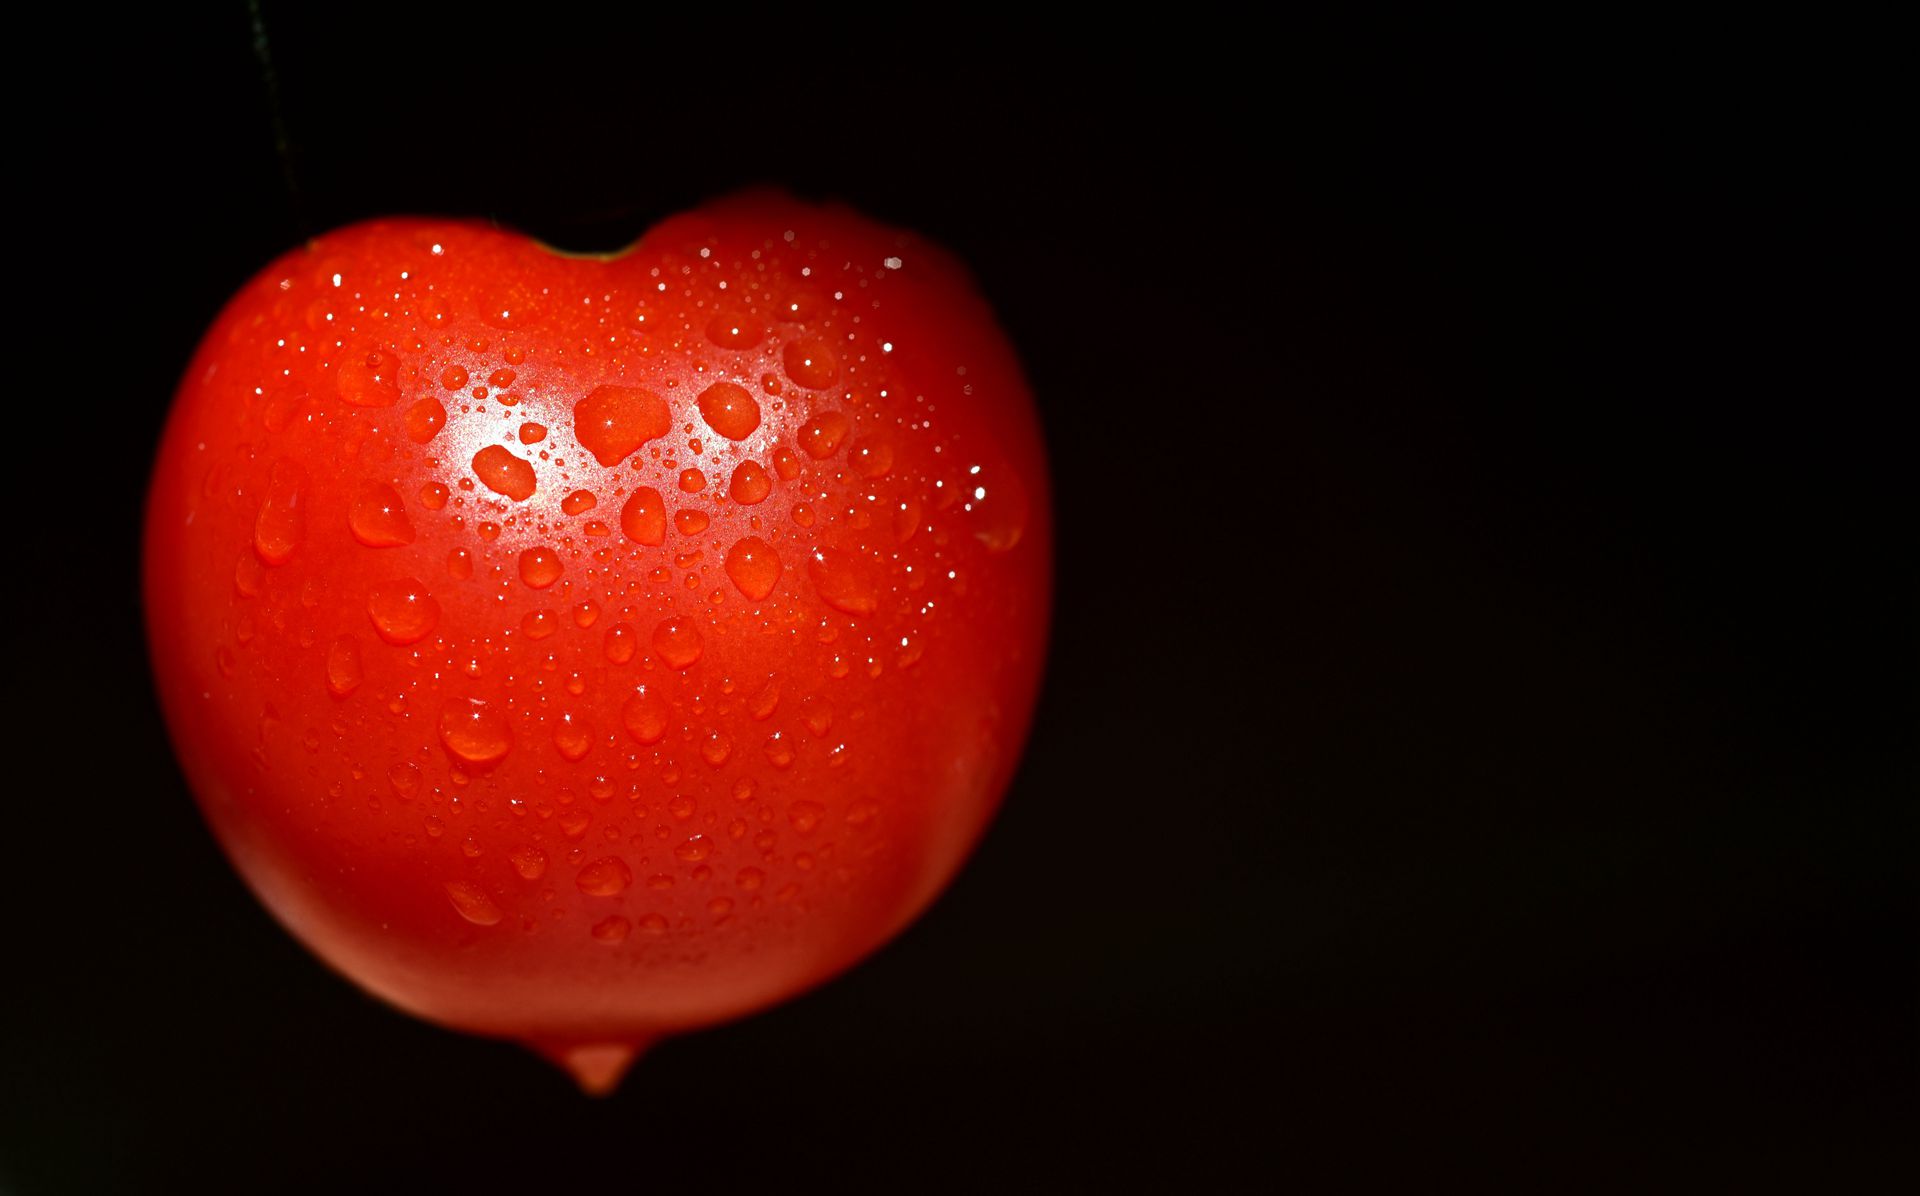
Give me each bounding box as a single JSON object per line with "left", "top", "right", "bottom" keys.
{"left": 144, "top": 194, "right": 1050, "bottom": 1092}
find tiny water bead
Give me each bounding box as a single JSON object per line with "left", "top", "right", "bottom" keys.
{"left": 782, "top": 337, "right": 839, "bottom": 389}
{"left": 444, "top": 880, "right": 504, "bottom": 927}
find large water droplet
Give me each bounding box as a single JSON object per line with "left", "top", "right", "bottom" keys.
{"left": 724, "top": 536, "right": 782, "bottom": 600}
{"left": 326, "top": 635, "right": 364, "bottom": 697}
{"left": 533, "top": 1040, "right": 648, "bottom": 1098}
{"left": 807, "top": 548, "right": 879, "bottom": 615}
{"left": 253, "top": 458, "right": 307, "bottom": 566}
{"left": 349, "top": 482, "right": 415, "bottom": 547}
{"left": 850, "top": 436, "right": 895, "bottom": 479}
{"left": 729, "top": 460, "right": 772, "bottom": 505}
{"left": 367, "top": 579, "right": 441, "bottom": 644}
{"left": 620, "top": 486, "right": 667, "bottom": 546}
{"left": 573, "top": 385, "right": 670, "bottom": 466}
{"left": 439, "top": 697, "right": 513, "bottom": 766}
{"left": 651, "top": 619, "right": 704, "bottom": 670}
{"left": 782, "top": 337, "right": 840, "bottom": 389}
{"left": 696, "top": 381, "right": 762, "bottom": 441}
{"left": 604, "top": 622, "right": 637, "bottom": 663}
{"left": 964, "top": 455, "right": 1031, "bottom": 552}
{"left": 405, "top": 397, "right": 446, "bottom": 444}
{"left": 519, "top": 545, "right": 563, "bottom": 588}
{"left": 444, "top": 880, "right": 503, "bottom": 926}
{"left": 552, "top": 710, "right": 592, "bottom": 761}
{"left": 798, "top": 410, "right": 850, "bottom": 460}
{"left": 622, "top": 687, "right": 668, "bottom": 745}
{"left": 575, "top": 856, "right": 633, "bottom": 896}
{"left": 472, "top": 445, "right": 537, "bottom": 501}
{"left": 704, "top": 311, "right": 763, "bottom": 350}
{"left": 510, "top": 845, "right": 548, "bottom": 880}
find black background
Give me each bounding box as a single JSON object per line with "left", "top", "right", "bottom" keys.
{"left": 7, "top": 8, "right": 1912, "bottom": 1192}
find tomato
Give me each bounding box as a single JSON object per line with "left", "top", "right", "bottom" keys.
{"left": 143, "top": 194, "right": 1050, "bottom": 1093}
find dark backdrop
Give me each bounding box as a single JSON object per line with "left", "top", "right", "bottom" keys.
{"left": 7, "top": 9, "right": 1911, "bottom": 1192}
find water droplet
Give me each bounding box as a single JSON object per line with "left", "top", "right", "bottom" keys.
{"left": 447, "top": 547, "right": 473, "bottom": 580}
{"left": 521, "top": 609, "right": 558, "bottom": 639}
{"left": 700, "top": 730, "right": 733, "bottom": 767}
{"left": 253, "top": 458, "right": 307, "bottom": 566}
{"left": 724, "top": 536, "right": 782, "bottom": 600}
{"left": 604, "top": 622, "right": 637, "bottom": 663}
{"left": 562, "top": 489, "right": 597, "bottom": 516}
{"left": 789, "top": 800, "right": 825, "bottom": 834}
{"left": 552, "top": 711, "right": 592, "bottom": 759}
{"left": 573, "top": 385, "right": 670, "bottom": 466}
{"left": 670, "top": 511, "right": 710, "bottom": 542}
{"left": 893, "top": 497, "right": 922, "bottom": 544}
{"left": 326, "top": 636, "right": 364, "bottom": 697}
{"left": 519, "top": 421, "right": 548, "bottom": 444}
{"left": 748, "top": 678, "right": 780, "bottom": 720}
{"left": 783, "top": 337, "right": 840, "bottom": 389}
{"left": 441, "top": 364, "right": 469, "bottom": 390}
{"left": 444, "top": 880, "right": 503, "bottom": 926}
{"left": 678, "top": 468, "right": 707, "bottom": 493}
{"left": 388, "top": 762, "right": 421, "bottom": 798}
{"left": 338, "top": 347, "right": 402, "bottom": 408}
{"left": 674, "top": 835, "right": 713, "bottom": 863}
{"left": 696, "top": 382, "right": 762, "bottom": 441}
{"left": 763, "top": 732, "right": 794, "bottom": 768}
{"left": 620, "top": 486, "right": 666, "bottom": 545}
{"left": 704, "top": 312, "right": 763, "bottom": 350}
{"left": 575, "top": 856, "right": 633, "bottom": 896}
{"left": 728, "top": 460, "right": 772, "bottom": 505}
{"left": 798, "top": 410, "right": 850, "bottom": 460}
{"left": 736, "top": 866, "right": 765, "bottom": 890}
{"left": 366, "top": 579, "right": 441, "bottom": 644}
{"left": 807, "top": 548, "right": 878, "bottom": 615}
{"left": 234, "top": 552, "right": 266, "bottom": 597}
{"left": 965, "top": 456, "right": 1031, "bottom": 552}
{"left": 348, "top": 482, "right": 415, "bottom": 547}
{"left": 510, "top": 846, "right": 548, "bottom": 879}
{"left": 850, "top": 436, "right": 895, "bottom": 479}
{"left": 518, "top": 546, "right": 563, "bottom": 588}
{"left": 472, "top": 445, "right": 536, "bottom": 501}
{"left": 405, "top": 397, "right": 446, "bottom": 443}
{"left": 439, "top": 697, "right": 513, "bottom": 766}
{"left": 802, "top": 695, "right": 833, "bottom": 737}
{"left": 573, "top": 599, "right": 600, "bottom": 628}
{"left": 621, "top": 687, "right": 668, "bottom": 745}
{"left": 773, "top": 447, "right": 801, "bottom": 481}
{"left": 592, "top": 915, "right": 631, "bottom": 944}
{"left": 419, "top": 481, "right": 449, "bottom": 510}
{"left": 651, "top": 619, "right": 704, "bottom": 670}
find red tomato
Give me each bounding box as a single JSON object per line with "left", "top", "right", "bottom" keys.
{"left": 144, "top": 195, "right": 1050, "bottom": 1092}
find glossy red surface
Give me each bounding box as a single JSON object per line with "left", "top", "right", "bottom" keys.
{"left": 145, "top": 194, "right": 1050, "bottom": 1092}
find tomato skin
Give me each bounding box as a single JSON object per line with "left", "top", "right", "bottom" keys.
{"left": 144, "top": 195, "right": 1049, "bottom": 1088}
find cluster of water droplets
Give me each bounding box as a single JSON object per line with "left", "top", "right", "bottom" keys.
{"left": 206, "top": 220, "right": 1031, "bottom": 946}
